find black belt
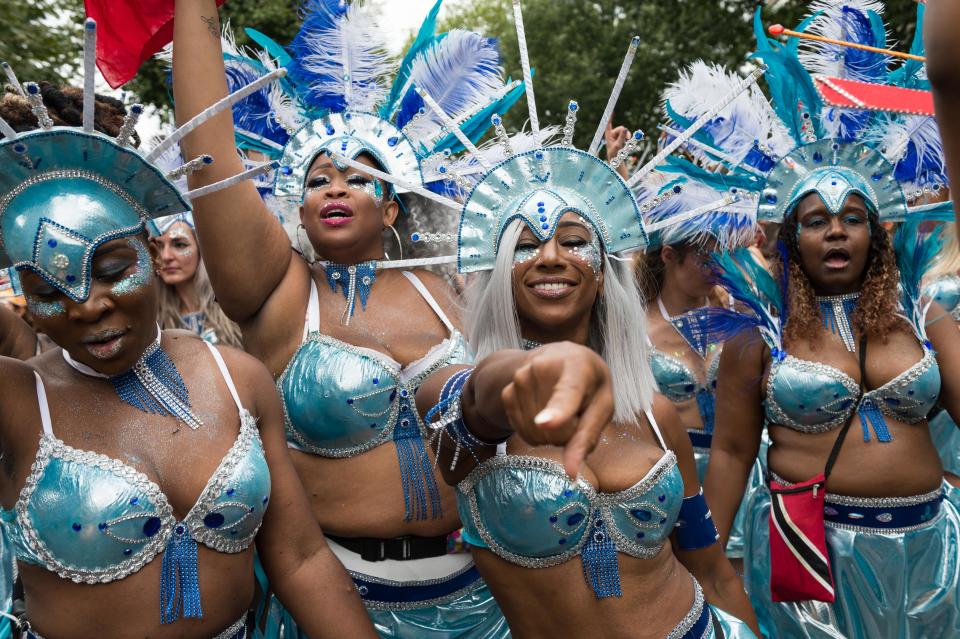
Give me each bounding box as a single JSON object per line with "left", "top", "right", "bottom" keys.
{"left": 327, "top": 533, "right": 448, "bottom": 562}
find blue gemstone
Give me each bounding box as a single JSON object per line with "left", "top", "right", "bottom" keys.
{"left": 558, "top": 538, "right": 566, "bottom": 545}
{"left": 636, "top": 532, "right": 645, "bottom": 539}
{"left": 567, "top": 512, "right": 585, "bottom": 526}
{"left": 537, "top": 202, "right": 545, "bottom": 207}
{"left": 98, "top": 522, "right": 107, "bottom": 530}
{"left": 813, "top": 152, "right": 823, "bottom": 163}
{"left": 130, "top": 497, "right": 139, "bottom": 505}
{"left": 660, "top": 517, "right": 667, "bottom": 524}
{"left": 872, "top": 172, "right": 883, "bottom": 182}
{"left": 204, "top": 513, "right": 225, "bottom": 528}
{"left": 387, "top": 137, "right": 399, "bottom": 147}
{"left": 280, "top": 166, "right": 292, "bottom": 175}
{"left": 370, "top": 423, "right": 377, "bottom": 429}
{"left": 908, "top": 390, "right": 914, "bottom": 396}
{"left": 541, "top": 224, "right": 549, "bottom": 230}
{"left": 564, "top": 489, "right": 573, "bottom": 497}
{"left": 673, "top": 185, "right": 682, "bottom": 194}
{"left": 175, "top": 524, "right": 185, "bottom": 535}
{"left": 537, "top": 207, "right": 546, "bottom": 213}
{"left": 226, "top": 488, "right": 235, "bottom": 496}
{"left": 346, "top": 399, "right": 354, "bottom": 405}
{"left": 373, "top": 378, "right": 379, "bottom": 385}
{"left": 549, "top": 515, "right": 558, "bottom": 523}
{"left": 799, "top": 404, "right": 805, "bottom": 409}
{"left": 326, "top": 127, "right": 336, "bottom": 136}
{"left": 47, "top": 239, "right": 57, "bottom": 248}
{"left": 231, "top": 530, "right": 238, "bottom": 535}
{"left": 658, "top": 495, "right": 665, "bottom": 502}
{"left": 766, "top": 194, "right": 777, "bottom": 204}
{"left": 249, "top": 506, "right": 255, "bottom": 513}
{"left": 123, "top": 548, "right": 132, "bottom": 556}
{"left": 400, "top": 390, "right": 409, "bottom": 397}
{"left": 411, "top": 233, "right": 420, "bottom": 242}
{"left": 66, "top": 275, "right": 76, "bottom": 283}
{"left": 632, "top": 509, "right": 652, "bottom": 522}
{"left": 142, "top": 517, "right": 162, "bottom": 537}
{"left": 263, "top": 496, "right": 269, "bottom": 504}
{"left": 540, "top": 216, "right": 547, "bottom": 222}
{"left": 684, "top": 384, "right": 695, "bottom": 392}
{"left": 72, "top": 522, "right": 82, "bottom": 531}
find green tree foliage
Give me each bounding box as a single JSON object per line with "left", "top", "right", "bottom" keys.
{"left": 438, "top": 0, "right": 919, "bottom": 153}
{"left": 126, "top": 0, "right": 301, "bottom": 120}
{"left": 0, "top": 0, "right": 82, "bottom": 87}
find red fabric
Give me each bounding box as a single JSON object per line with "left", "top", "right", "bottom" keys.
{"left": 85, "top": 0, "right": 226, "bottom": 88}
{"left": 813, "top": 76, "right": 935, "bottom": 117}
{"left": 768, "top": 474, "right": 835, "bottom": 603}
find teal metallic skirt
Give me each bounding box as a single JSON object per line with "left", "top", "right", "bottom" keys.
{"left": 256, "top": 543, "right": 508, "bottom": 639}
{"left": 743, "top": 478, "right": 960, "bottom": 638}
{"left": 929, "top": 409, "right": 960, "bottom": 477}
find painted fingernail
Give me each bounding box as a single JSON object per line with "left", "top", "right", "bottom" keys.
{"left": 534, "top": 409, "right": 555, "bottom": 425}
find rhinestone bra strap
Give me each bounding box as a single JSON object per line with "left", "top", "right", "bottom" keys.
{"left": 306, "top": 278, "right": 320, "bottom": 335}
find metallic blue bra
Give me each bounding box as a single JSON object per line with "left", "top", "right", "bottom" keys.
{"left": 649, "top": 345, "right": 721, "bottom": 444}
{"left": 456, "top": 411, "right": 684, "bottom": 598}
{"left": 924, "top": 275, "right": 960, "bottom": 320}
{"left": 764, "top": 345, "right": 941, "bottom": 439}
{"left": 278, "top": 271, "right": 471, "bottom": 520}
{"left": 1, "top": 343, "right": 270, "bottom": 623}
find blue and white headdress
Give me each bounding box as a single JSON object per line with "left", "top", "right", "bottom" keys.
{"left": 220, "top": 0, "right": 524, "bottom": 210}
{"left": 658, "top": 1, "right": 951, "bottom": 226}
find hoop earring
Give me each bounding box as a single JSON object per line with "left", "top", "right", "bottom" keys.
{"left": 296, "top": 224, "right": 317, "bottom": 265}
{"left": 387, "top": 224, "right": 403, "bottom": 261}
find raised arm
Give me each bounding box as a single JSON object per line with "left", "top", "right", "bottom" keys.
{"left": 172, "top": 0, "right": 296, "bottom": 322}
{"left": 925, "top": 0, "right": 960, "bottom": 225}
{"left": 416, "top": 342, "right": 615, "bottom": 484}
{"left": 703, "top": 330, "right": 766, "bottom": 546}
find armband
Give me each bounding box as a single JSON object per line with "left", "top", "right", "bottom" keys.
{"left": 675, "top": 489, "right": 720, "bottom": 551}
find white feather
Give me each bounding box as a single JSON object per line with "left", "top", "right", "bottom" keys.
{"left": 645, "top": 176, "right": 757, "bottom": 249}
{"left": 868, "top": 114, "right": 946, "bottom": 191}
{"left": 296, "top": 3, "right": 395, "bottom": 112}
{"left": 798, "top": 1, "right": 889, "bottom": 82}
{"left": 403, "top": 30, "right": 505, "bottom": 146}
{"left": 663, "top": 61, "right": 793, "bottom": 166}
{"left": 253, "top": 49, "right": 307, "bottom": 132}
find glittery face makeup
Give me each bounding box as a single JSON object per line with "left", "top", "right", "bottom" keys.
{"left": 305, "top": 172, "right": 385, "bottom": 206}
{"left": 568, "top": 228, "right": 603, "bottom": 276}
{"left": 165, "top": 229, "right": 195, "bottom": 258}
{"left": 26, "top": 296, "right": 65, "bottom": 319}
{"left": 513, "top": 245, "right": 540, "bottom": 266}
{"left": 111, "top": 238, "right": 152, "bottom": 297}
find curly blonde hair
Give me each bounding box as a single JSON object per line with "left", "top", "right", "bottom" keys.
{"left": 777, "top": 210, "right": 905, "bottom": 348}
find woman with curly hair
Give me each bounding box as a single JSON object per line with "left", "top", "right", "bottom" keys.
{"left": 671, "top": 3, "right": 960, "bottom": 637}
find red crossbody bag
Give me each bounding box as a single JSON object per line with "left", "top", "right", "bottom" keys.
{"left": 767, "top": 336, "right": 866, "bottom": 602}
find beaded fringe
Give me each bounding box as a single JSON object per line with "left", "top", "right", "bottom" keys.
{"left": 111, "top": 342, "right": 202, "bottom": 429}
{"left": 580, "top": 514, "right": 622, "bottom": 599}
{"left": 394, "top": 404, "right": 443, "bottom": 521}
{"left": 160, "top": 526, "right": 203, "bottom": 624}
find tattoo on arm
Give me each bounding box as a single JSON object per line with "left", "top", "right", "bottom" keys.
{"left": 201, "top": 15, "right": 218, "bottom": 39}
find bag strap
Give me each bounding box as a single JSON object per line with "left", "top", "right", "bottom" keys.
{"left": 823, "top": 335, "right": 868, "bottom": 480}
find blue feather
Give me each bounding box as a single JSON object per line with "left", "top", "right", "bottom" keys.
{"left": 894, "top": 219, "right": 944, "bottom": 335}
{"left": 658, "top": 156, "right": 764, "bottom": 193}
{"left": 383, "top": 0, "right": 443, "bottom": 118}
{"left": 223, "top": 55, "right": 292, "bottom": 153}
{"left": 244, "top": 27, "right": 292, "bottom": 68}
{"left": 287, "top": 0, "right": 351, "bottom": 112}
{"left": 708, "top": 248, "right": 784, "bottom": 349}
{"left": 430, "top": 79, "right": 525, "bottom": 154}
{"left": 752, "top": 6, "right": 824, "bottom": 146}
{"left": 888, "top": 4, "right": 928, "bottom": 90}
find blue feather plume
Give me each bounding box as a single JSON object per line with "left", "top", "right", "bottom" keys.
{"left": 894, "top": 219, "right": 944, "bottom": 337}
{"left": 384, "top": 0, "right": 443, "bottom": 118}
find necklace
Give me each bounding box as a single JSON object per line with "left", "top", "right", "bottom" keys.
{"left": 816, "top": 292, "right": 860, "bottom": 352}
{"left": 658, "top": 297, "right": 712, "bottom": 359}
{"left": 323, "top": 260, "right": 378, "bottom": 325}
{"left": 62, "top": 325, "right": 203, "bottom": 429}
{"left": 522, "top": 339, "right": 541, "bottom": 351}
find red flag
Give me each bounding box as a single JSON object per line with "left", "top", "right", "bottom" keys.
{"left": 85, "top": 0, "right": 226, "bottom": 88}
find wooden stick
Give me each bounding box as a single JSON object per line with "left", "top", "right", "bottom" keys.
{"left": 768, "top": 24, "right": 925, "bottom": 62}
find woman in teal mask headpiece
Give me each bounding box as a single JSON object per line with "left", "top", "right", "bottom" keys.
{"left": 0, "top": 21, "right": 376, "bottom": 639}
{"left": 659, "top": 3, "right": 960, "bottom": 637}
{"left": 167, "top": 0, "right": 523, "bottom": 635}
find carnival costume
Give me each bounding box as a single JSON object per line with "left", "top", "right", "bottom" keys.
{"left": 657, "top": 2, "right": 959, "bottom": 636}
{"left": 0, "top": 19, "right": 278, "bottom": 638}
{"left": 339, "top": 1, "right": 773, "bottom": 634}
{"left": 923, "top": 275, "right": 960, "bottom": 477}
{"left": 210, "top": 2, "right": 524, "bottom": 635}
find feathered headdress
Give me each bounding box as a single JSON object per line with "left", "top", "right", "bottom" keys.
{"left": 221, "top": 0, "right": 524, "bottom": 208}
{"left": 659, "top": 1, "right": 951, "bottom": 225}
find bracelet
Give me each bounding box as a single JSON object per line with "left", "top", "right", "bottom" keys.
{"left": 426, "top": 368, "right": 506, "bottom": 469}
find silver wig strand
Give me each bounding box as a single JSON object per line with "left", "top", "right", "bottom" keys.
{"left": 465, "top": 219, "right": 655, "bottom": 424}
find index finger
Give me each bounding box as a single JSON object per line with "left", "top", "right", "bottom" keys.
{"left": 561, "top": 383, "right": 613, "bottom": 479}
{"left": 533, "top": 363, "right": 592, "bottom": 430}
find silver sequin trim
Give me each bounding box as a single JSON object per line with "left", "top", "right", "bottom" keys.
{"left": 13, "top": 411, "right": 263, "bottom": 584}
{"left": 278, "top": 329, "right": 468, "bottom": 458}
{"left": 665, "top": 577, "right": 705, "bottom": 639}
{"left": 349, "top": 562, "right": 484, "bottom": 611}
{"left": 765, "top": 355, "right": 860, "bottom": 433}
{"left": 861, "top": 347, "right": 937, "bottom": 424}
{"left": 457, "top": 451, "right": 679, "bottom": 567}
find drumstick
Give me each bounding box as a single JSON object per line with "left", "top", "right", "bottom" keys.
{"left": 767, "top": 24, "right": 926, "bottom": 62}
